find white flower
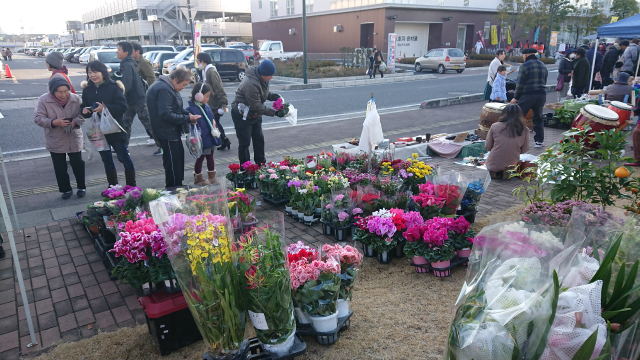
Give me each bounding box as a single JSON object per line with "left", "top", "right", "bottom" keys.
{"left": 372, "top": 209, "right": 392, "bottom": 218}
{"left": 298, "top": 189, "right": 308, "bottom": 194}
{"left": 93, "top": 201, "right": 105, "bottom": 207}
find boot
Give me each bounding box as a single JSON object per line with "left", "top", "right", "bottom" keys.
{"left": 194, "top": 172, "right": 211, "bottom": 186}
{"left": 217, "top": 137, "right": 231, "bottom": 150}
{"left": 125, "top": 170, "right": 136, "bottom": 187}
{"left": 207, "top": 170, "right": 219, "bottom": 184}
{"left": 106, "top": 169, "right": 119, "bottom": 186}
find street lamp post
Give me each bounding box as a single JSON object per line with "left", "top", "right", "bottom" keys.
{"left": 546, "top": 0, "right": 569, "bottom": 57}
{"left": 302, "top": 0, "right": 308, "bottom": 84}
{"left": 148, "top": 15, "right": 158, "bottom": 45}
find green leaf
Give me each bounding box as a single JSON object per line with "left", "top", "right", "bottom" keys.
{"left": 531, "top": 271, "right": 560, "bottom": 360}
{"left": 607, "top": 262, "right": 627, "bottom": 308}
{"left": 571, "top": 327, "right": 599, "bottom": 360}
{"left": 602, "top": 308, "right": 630, "bottom": 320}
{"left": 610, "top": 297, "right": 640, "bottom": 325}
{"left": 590, "top": 234, "right": 623, "bottom": 284}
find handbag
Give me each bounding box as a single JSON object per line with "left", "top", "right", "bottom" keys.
{"left": 556, "top": 74, "right": 565, "bottom": 91}
{"left": 379, "top": 61, "right": 387, "bottom": 71}
{"left": 100, "top": 106, "right": 125, "bottom": 135}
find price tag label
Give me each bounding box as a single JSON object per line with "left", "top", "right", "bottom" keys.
{"left": 248, "top": 311, "right": 269, "bottom": 330}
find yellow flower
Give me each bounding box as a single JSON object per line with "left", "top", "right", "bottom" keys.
{"left": 412, "top": 153, "right": 418, "bottom": 158}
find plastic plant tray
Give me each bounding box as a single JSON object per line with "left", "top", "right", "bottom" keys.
{"left": 410, "top": 256, "right": 469, "bottom": 278}
{"left": 296, "top": 310, "right": 354, "bottom": 345}
{"left": 203, "top": 334, "right": 307, "bottom": 360}
{"left": 262, "top": 197, "right": 289, "bottom": 206}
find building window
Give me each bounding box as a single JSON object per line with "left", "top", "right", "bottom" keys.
{"left": 270, "top": 0, "right": 278, "bottom": 16}
{"left": 286, "top": 0, "right": 295, "bottom": 14}
{"left": 438, "top": 0, "right": 444, "bottom": 4}
{"left": 306, "top": 0, "right": 314, "bottom": 12}
{"left": 483, "top": 21, "right": 490, "bottom": 39}
{"left": 463, "top": 0, "right": 469, "bottom": 5}
{"left": 259, "top": 0, "right": 262, "bottom": 8}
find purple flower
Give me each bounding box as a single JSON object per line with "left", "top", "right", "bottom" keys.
{"left": 115, "top": 199, "right": 126, "bottom": 209}
{"left": 338, "top": 212, "right": 349, "bottom": 222}
{"left": 352, "top": 207, "right": 363, "bottom": 215}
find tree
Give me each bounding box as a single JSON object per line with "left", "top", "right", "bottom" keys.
{"left": 566, "top": 3, "right": 607, "bottom": 46}
{"left": 498, "top": 0, "right": 571, "bottom": 45}
{"left": 610, "top": 0, "right": 639, "bottom": 20}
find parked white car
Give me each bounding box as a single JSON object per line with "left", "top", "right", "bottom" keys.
{"left": 258, "top": 40, "right": 301, "bottom": 60}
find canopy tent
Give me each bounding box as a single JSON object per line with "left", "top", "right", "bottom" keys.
{"left": 597, "top": 14, "right": 640, "bottom": 38}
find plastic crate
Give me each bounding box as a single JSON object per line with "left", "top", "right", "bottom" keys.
{"left": 139, "top": 292, "right": 201, "bottom": 356}
{"left": 93, "top": 236, "right": 106, "bottom": 260}
{"left": 100, "top": 227, "right": 117, "bottom": 249}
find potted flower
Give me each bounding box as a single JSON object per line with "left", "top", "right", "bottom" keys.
{"left": 229, "top": 189, "right": 257, "bottom": 229}
{"left": 286, "top": 178, "right": 302, "bottom": 214}
{"left": 352, "top": 217, "right": 375, "bottom": 257}
{"left": 241, "top": 161, "right": 261, "bottom": 189}
{"left": 321, "top": 197, "right": 334, "bottom": 235}
{"left": 333, "top": 210, "right": 351, "bottom": 240}
{"left": 434, "top": 171, "right": 469, "bottom": 217}
{"left": 322, "top": 244, "right": 363, "bottom": 318}
{"left": 235, "top": 226, "right": 296, "bottom": 356}
{"left": 285, "top": 242, "right": 318, "bottom": 325}
{"left": 368, "top": 209, "right": 398, "bottom": 264}
{"left": 422, "top": 217, "right": 453, "bottom": 269}
{"left": 411, "top": 182, "right": 445, "bottom": 220}
{"left": 448, "top": 217, "right": 475, "bottom": 258}
{"left": 226, "top": 163, "right": 245, "bottom": 188}
{"left": 82, "top": 201, "right": 111, "bottom": 235}
{"left": 287, "top": 243, "right": 341, "bottom": 333}
{"left": 402, "top": 224, "right": 429, "bottom": 273}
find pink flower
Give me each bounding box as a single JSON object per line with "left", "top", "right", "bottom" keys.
{"left": 269, "top": 174, "right": 278, "bottom": 179}
{"left": 259, "top": 174, "right": 266, "bottom": 179}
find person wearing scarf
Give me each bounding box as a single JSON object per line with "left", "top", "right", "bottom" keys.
{"left": 186, "top": 82, "right": 223, "bottom": 186}
{"left": 34, "top": 76, "right": 86, "bottom": 199}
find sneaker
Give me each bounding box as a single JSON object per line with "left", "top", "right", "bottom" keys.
{"left": 535, "top": 141, "right": 543, "bottom": 148}
{"left": 77, "top": 189, "right": 86, "bottom": 198}
{"left": 146, "top": 139, "right": 156, "bottom": 146}
{"left": 61, "top": 191, "right": 73, "bottom": 200}
{"left": 154, "top": 148, "right": 163, "bottom": 156}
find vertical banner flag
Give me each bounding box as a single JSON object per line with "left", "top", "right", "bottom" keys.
{"left": 507, "top": 26, "right": 512, "bottom": 45}
{"left": 387, "top": 33, "right": 397, "bottom": 72}
{"left": 534, "top": 27, "right": 540, "bottom": 42}
{"left": 194, "top": 21, "right": 202, "bottom": 68}
{"left": 491, "top": 25, "right": 498, "bottom": 45}
{"left": 550, "top": 31, "right": 558, "bottom": 46}
{"left": 611, "top": 16, "right": 619, "bottom": 23}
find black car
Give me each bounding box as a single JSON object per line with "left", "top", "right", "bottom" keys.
{"left": 186, "top": 48, "right": 247, "bottom": 82}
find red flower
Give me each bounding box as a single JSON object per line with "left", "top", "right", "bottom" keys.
{"left": 229, "top": 164, "right": 241, "bottom": 173}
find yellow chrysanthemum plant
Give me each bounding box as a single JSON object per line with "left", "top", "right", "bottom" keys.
{"left": 150, "top": 182, "right": 248, "bottom": 358}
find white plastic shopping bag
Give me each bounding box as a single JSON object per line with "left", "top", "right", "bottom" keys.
{"left": 85, "top": 112, "right": 110, "bottom": 152}
{"left": 100, "top": 106, "right": 125, "bottom": 135}
{"left": 283, "top": 104, "right": 297, "bottom": 126}
{"left": 185, "top": 124, "right": 203, "bottom": 159}
{"left": 379, "top": 62, "right": 387, "bottom": 71}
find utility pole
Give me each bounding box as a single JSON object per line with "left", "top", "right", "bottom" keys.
{"left": 546, "top": 0, "right": 569, "bottom": 57}
{"left": 187, "top": 0, "right": 195, "bottom": 45}
{"left": 302, "top": 0, "right": 308, "bottom": 84}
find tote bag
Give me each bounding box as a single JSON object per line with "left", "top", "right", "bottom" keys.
{"left": 556, "top": 74, "right": 565, "bottom": 91}
{"left": 100, "top": 106, "right": 125, "bottom": 135}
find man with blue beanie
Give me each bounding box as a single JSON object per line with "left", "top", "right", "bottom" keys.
{"left": 231, "top": 59, "right": 282, "bottom": 165}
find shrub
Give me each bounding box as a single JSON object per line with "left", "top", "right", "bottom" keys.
{"left": 469, "top": 54, "right": 496, "bottom": 60}
{"left": 399, "top": 57, "right": 417, "bottom": 64}
{"left": 506, "top": 56, "right": 556, "bottom": 64}
{"left": 465, "top": 59, "right": 492, "bottom": 68}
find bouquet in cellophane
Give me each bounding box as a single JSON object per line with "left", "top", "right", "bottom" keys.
{"left": 233, "top": 211, "right": 296, "bottom": 356}
{"left": 150, "top": 182, "right": 247, "bottom": 359}
{"left": 434, "top": 170, "right": 469, "bottom": 216}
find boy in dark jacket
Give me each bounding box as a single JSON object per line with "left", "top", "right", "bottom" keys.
{"left": 147, "top": 68, "right": 200, "bottom": 189}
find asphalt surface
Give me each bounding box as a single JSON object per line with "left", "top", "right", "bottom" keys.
{"left": 0, "top": 55, "right": 558, "bottom": 155}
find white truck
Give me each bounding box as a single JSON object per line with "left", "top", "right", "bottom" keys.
{"left": 258, "top": 40, "right": 302, "bottom": 60}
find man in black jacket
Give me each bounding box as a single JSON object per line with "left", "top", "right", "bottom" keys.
{"left": 116, "top": 41, "right": 155, "bottom": 151}
{"left": 147, "top": 68, "right": 200, "bottom": 189}
{"left": 601, "top": 44, "right": 621, "bottom": 87}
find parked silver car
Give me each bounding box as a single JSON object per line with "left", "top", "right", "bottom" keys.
{"left": 414, "top": 48, "right": 466, "bottom": 74}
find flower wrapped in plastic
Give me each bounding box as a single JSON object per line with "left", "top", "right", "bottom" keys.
{"left": 445, "top": 221, "right": 586, "bottom": 360}
{"left": 150, "top": 183, "right": 247, "bottom": 359}
{"left": 234, "top": 212, "right": 296, "bottom": 356}
{"left": 322, "top": 244, "right": 363, "bottom": 302}
{"left": 434, "top": 171, "right": 469, "bottom": 216}
{"left": 460, "top": 170, "right": 491, "bottom": 212}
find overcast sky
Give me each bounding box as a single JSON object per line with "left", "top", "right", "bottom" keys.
{"left": 2, "top": 0, "right": 103, "bottom": 35}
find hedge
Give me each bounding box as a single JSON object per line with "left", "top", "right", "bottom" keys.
{"left": 399, "top": 57, "right": 418, "bottom": 64}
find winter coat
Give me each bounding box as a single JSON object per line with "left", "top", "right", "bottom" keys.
{"left": 558, "top": 53, "right": 574, "bottom": 82}
{"left": 586, "top": 47, "right": 602, "bottom": 73}
{"left": 187, "top": 101, "right": 220, "bottom": 150}
{"left": 621, "top": 43, "right": 639, "bottom": 73}
{"left": 136, "top": 57, "right": 155, "bottom": 86}
{"left": 572, "top": 57, "right": 591, "bottom": 88}
{"left": 81, "top": 79, "right": 128, "bottom": 144}
{"left": 373, "top": 51, "right": 382, "bottom": 65}
{"left": 601, "top": 45, "right": 620, "bottom": 79}
{"left": 204, "top": 66, "right": 228, "bottom": 110}
{"left": 231, "top": 67, "right": 280, "bottom": 119}
{"left": 147, "top": 76, "right": 190, "bottom": 141}
{"left": 605, "top": 81, "right": 633, "bottom": 103}
{"left": 34, "top": 92, "right": 84, "bottom": 153}
{"left": 119, "top": 55, "right": 146, "bottom": 106}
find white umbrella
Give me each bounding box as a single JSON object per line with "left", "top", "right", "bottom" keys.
{"left": 358, "top": 97, "right": 384, "bottom": 154}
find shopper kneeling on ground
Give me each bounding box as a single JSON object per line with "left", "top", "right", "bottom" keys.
{"left": 187, "top": 82, "right": 222, "bottom": 186}
{"left": 81, "top": 60, "right": 136, "bottom": 187}
{"left": 147, "top": 68, "right": 200, "bottom": 189}
{"left": 231, "top": 59, "right": 282, "bottom": 165}
{"left": 485, "top": 104, "right": 530, "bottom": 180}
{"left": 35, "top": 77, "right": 86, "bottom": 199}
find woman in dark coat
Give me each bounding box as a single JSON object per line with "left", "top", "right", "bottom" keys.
{"left": 186, "top": 82, "right": 222, "bottom": 186}
{"left": 80, "top": 61, "right": 135, "bottom": 186}
{"left": 557, "top": 48, "right": 575, "bottom": 101}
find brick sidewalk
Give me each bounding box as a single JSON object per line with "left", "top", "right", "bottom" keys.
{"left": 0, "top": 103, "right": 573, "bottom": 358}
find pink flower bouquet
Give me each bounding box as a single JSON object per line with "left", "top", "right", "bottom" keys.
{"left": 323, "top": 244, "right": 363, "bottom": 301}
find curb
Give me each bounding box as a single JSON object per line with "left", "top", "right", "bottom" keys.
{"left": 283, "top": 83, "right": 322, "bottom": 90}
{"left": 419, "top": 84, "right": 557, "bottom": 109}
{"left": 0, "top": 97, "right": 39, "bottom": 102}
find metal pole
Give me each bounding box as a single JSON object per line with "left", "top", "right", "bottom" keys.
{"left": 589, "top": 37, "right": 598, "bottom": 90}
{"left": 0, "top": 146, "right": 20, "bottom": 231}
{"left": 187, "top": 0, "right": 195, "bottom": 45}
{"left": 302, "top": 0, "right": 308, "bottom": 84}
{"left": 152, "top": 22, "right": 157, "bottom": 45}
{"left": 0, "top": 183, "right": 36, "bottom": 347}
{"left": 547, "top": 6, "right": 554, "bottom": 58}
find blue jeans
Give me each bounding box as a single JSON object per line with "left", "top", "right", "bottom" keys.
{"left": 99, "top": 141, "right": 134, "bottom": 172}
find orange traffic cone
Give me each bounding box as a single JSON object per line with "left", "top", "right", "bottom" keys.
{"left": 5, "top": 65, "right": 13, "bottom": 78}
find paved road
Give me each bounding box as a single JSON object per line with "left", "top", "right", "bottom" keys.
{"left": 0, "top": 55, "right": 558, "bottom": 155}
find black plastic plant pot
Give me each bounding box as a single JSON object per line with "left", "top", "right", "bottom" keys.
{"left": 334, "top": 227, "right": 349, "bottom": 242}
{"left": 361, "top": 243, "right": 376, "bottom": 258}
{"left": 134, "top": 282, "right": 164, "bottom": 298}
{"left": 321, "top": 222, "right": 334, "bottom": 235}
{"left": 377, "top": 251, "right": 392, "bottom": 264}
{"left": 394, "top": 242, "right": 405, "bottom": 258}
{"left": 316, "top": 332, "right": 339, "bottom": 346}
{"left": 456, "top": 209, "right": 477, "bottom": 224}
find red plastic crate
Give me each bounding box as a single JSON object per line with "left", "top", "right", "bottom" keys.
{"left": 138, "top": 291, "right": 189, "bottom": 318}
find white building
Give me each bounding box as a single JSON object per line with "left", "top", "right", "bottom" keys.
{"left": 82, "top": 0, "right": 252, "bottom": 45}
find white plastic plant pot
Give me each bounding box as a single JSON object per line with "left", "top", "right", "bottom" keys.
{"left": 337, "top": 299, "right": 350, "bottom": 318}
{"left": 285, "top": 206, "right": 292, "bottom": 212}
{"left": 310, "top": 311, "right": 339, "bottom": 333}
{"left": 304, "top": 215, "right": 314, "bottom": 222}
{"left": 294, "top": 307, "right": 311, "bottom": 324}
{"left": 291, "top": 209, "right": 298, "bottom": 216}
{"left": 262, "top": 327, "right": 297, "bottom": 357}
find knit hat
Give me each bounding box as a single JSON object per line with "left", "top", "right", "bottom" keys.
{"left": 49, "top": 75, "right": 70, "bottom": 95}
{"left": 522, "top": 48, "right": 537, "bottom": 55}
{"left": 616, "top": 72, "right": 630, "bottom": 84}
{"left": 257, "top": 59, "right": 276, "bottom": 76}
{"left": 46, "top": 51, "right": 64, "bottom": 69}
